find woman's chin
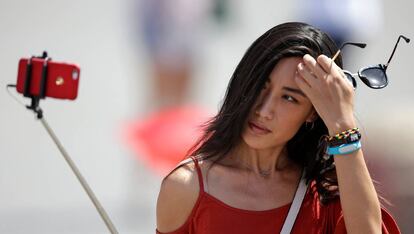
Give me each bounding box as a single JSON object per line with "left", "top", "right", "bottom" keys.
{"left": 242, "top": 136, "right": 272, "bottom": 150}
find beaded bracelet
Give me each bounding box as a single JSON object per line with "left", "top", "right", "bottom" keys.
{"left": 327, "top": 127, "right": 360, "bottom": 141}
{"left": 325, "top": 127, "right": 361, "bottom": 147}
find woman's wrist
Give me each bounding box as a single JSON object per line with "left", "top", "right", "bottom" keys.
{"left": 326, "top": 118, "right": 357, "bottom": 136}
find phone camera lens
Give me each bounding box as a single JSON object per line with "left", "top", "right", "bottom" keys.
{"left": 72, "top": 70, "right": 79, "bottom": 80}
{"left": 56, "top": 77, "right": 65, "bottom": 86}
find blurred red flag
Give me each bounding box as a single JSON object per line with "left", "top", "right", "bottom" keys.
{"left": 122, "top": 105, "right": 213, "bottom": 176}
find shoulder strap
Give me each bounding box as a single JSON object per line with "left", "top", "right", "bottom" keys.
{"left": 280, "top": 169, "right": 308, "bottom": 234}
{"left": 190, "top": 156, "right": 205, "bottom": 193}
{"left": 175, "top": 156, "right": 205, "bottom": 193}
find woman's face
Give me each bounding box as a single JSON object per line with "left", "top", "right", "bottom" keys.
{"left": 241, "top": 57, "right": 317, "bottom": 149}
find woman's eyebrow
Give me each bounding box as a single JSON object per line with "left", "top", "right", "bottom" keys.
{"left": 282, "top": 86, "right": 307, "bottom": 98}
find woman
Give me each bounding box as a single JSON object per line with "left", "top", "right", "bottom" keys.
{"left": 156, "top": 22, "right": 400, "bottom": 233}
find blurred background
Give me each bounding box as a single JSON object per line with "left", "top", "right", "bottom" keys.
{"left": 0, "top": 0, "right": 413, "bottom": 233}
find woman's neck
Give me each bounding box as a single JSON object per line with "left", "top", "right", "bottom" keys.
{"left": 226, "top": 142, "right": 298, "bottom": 178}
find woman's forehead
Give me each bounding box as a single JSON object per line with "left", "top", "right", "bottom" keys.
{"left": 268, "top": 57, "right": 303, "bottom": 85}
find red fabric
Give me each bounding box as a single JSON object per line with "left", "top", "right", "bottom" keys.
{"left": 156, "top": 158, "right": 401, "bottom": 234}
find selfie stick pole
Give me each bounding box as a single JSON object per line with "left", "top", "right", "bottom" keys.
{"left": 38, "top": 116, "right": 119, "bottom": 234}
{"left": 23, "top": 52, "right": 119, "bottom": 234}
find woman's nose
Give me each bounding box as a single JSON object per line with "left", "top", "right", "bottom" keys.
{"left": 255, "top": 95, "right": 275, "bottom": 120}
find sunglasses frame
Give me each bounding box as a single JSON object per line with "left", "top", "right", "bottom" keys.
{"left": 343, "top": 64, "right": 389, "bottom": 89}
{"left": 333, "top": 35, "right": 410, "bottom": 89}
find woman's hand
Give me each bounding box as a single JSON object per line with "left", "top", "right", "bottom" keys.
{"left": 296, "top": 54, "right": 383, "bottom": 233}
{"left": 295, "top": 54, "right": 356, "bottom": 135}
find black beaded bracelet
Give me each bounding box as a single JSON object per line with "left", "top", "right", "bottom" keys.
{"left": 326, "top": 128, "right": 362, "bottom": 147}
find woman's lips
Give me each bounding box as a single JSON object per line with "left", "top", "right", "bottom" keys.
{"left": 248, "top": 121, "right": 271, "bottom": 135}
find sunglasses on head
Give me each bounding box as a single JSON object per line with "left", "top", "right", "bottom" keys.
{"left": 332, "top": 35, "right": 410, "bottom": 89}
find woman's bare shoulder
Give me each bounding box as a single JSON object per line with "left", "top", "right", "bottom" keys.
{"left": 156, "top": 159, "right": 201, "bottom": 233}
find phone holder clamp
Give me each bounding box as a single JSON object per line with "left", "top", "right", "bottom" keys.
{"left": 23, "top": 51, "right": 51, "bottom": 119}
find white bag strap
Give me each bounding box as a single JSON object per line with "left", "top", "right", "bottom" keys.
{"left": 280, "top": 170, "right": 308, "bottom": 234}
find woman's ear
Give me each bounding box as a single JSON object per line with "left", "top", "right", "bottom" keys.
{"left": 305, "top": 108, "right": 318, "bottom": 122}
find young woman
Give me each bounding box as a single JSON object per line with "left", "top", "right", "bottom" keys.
{"left": 156, "top": 22, "right": 400, "bottom": 234}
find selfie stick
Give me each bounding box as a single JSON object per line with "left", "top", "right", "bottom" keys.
{"left": 21, "top": 52, "right": 119, "bottom": 234}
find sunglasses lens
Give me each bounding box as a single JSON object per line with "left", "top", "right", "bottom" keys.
{"left": 343, "top": 71, "right": 357, "bottom": 88}
{"left": 359, "top": 67, "right": 388, "bottom": 88}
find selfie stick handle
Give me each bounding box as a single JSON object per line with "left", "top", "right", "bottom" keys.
{"left": 38, "top": 116, "right": 119, "bottom": 234}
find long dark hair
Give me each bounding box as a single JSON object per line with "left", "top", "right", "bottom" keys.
{"left": 188, "top": 22, "right": 341, "bottom": 203}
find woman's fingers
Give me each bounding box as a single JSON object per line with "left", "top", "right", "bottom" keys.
{"left": 295, "top": 54, "right": 355, "bottom": 129}
{"left": 294, "top": 70, "right": 313, "bottom": 98}
{"left": 296, "top": 59, "right": 329, "bottom": 93}
{"left": 296, "top": 54, "right": 354, "bottom": 99}
{"left": 295, "top": 63, "right": 319, "bottom": 100}
{"left": 316, "top": 54, "right": 336, "bottom": 73}
{"left": 316, "top": 55, "right": 345, "bottom": 81}
{"left": 297, "top": 62, "right": 317, "bottom": 86}
{"left": 316, "top": 54, "right": 354, "bottom": 91}
{"left": 302, "top": 54, "right": 327, "bottom": 79}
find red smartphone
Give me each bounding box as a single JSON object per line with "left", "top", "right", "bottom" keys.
{"left": 16, "top": 57, "right": 80, "bottom": 100}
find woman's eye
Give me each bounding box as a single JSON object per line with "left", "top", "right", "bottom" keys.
{"left": 282, "top": 95, "right": 297, "bottom": 103}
